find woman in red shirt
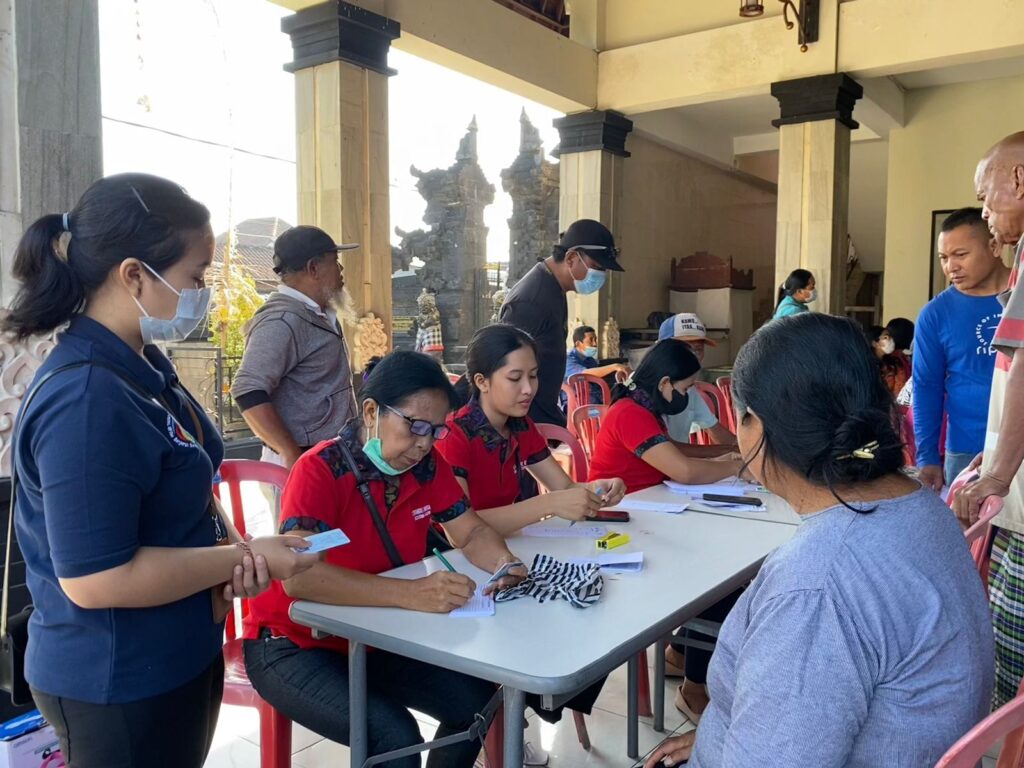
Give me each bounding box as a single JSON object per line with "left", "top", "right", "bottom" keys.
{"left": 438, "top": 325, "right": 626, "bottom": 535}
{"left": 589, "top": 339, "right": 745, "bottom": 492}
{"left": 243, "top": 351, "right": 525, "bottom": 768}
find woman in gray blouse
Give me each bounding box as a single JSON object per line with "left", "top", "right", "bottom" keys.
{"left": 647, "top": 313, "right": 993, "bottom": 768}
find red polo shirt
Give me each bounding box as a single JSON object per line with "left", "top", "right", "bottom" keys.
{"left": 437, "top": 400, "right": 551, "bottom": 510}
{"left": 588, "top": 392, "right": 670, "bottom": 493}
{"left": 243, "top": 426, "right": 469, "bottom": 652}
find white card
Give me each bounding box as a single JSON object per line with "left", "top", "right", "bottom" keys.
{"left": 294, "top": 528, "right": 351, "bottom": 554}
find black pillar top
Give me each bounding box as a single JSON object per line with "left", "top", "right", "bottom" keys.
{"left": 552, "top": 110, "right": 634, "bottom": 158}
{"left": 282, "top": 0, "right": 400, "bottom": 76}
{"left": 771, "top": 73, "right": 864, "bottom": 130}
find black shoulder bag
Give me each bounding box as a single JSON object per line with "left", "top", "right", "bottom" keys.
{"left": 335, "top": 438, "right": 404, "bottom": 570}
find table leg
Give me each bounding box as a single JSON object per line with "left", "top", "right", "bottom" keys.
{"left": 627, "top": 653, "right": 639, "bottom": 759}
{"left": 654, "top": 641, "right": 666, "bottom": 732}
{"left": 503, "top": 687, "right": 526, "bottom": 768}
{"left": 349, "top": 641, "right": 368, "bottom": 768}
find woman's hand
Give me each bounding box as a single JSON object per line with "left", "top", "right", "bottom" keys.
{"left": 407, "top": 571, "right": 476, "bottom": 612}
{"left": 482, "top": 552, "right": 528, "bottom": 596}
{"left": 588, "top": 478, "right": 626, "bottom": 507}
{"left": 551, "top": 486, "right": 604, "bottom": 521}
{"left": 644, "top": 731, "right": 696, "bottom": 768}
{"left": 247, "top": 535, "right": 319, "bottom": 580}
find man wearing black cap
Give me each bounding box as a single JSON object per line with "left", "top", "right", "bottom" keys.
{"left": 232, "top": 225, "right": 359, "bottom": 468}
{"left": 499, "top": 218, "right": 624, "bottom": 427}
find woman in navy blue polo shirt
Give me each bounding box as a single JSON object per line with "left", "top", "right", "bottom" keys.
{"left": 438, "top": 324, "right": 626, "bottom": 535}
{"left": 244, "top": 351, "right": 525, "bottom": 768}
{"left": 3, "top": 174, "right": 317, "bottom": 767}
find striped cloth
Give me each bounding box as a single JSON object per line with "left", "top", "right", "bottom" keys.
{"left": 989, "top": 527, "right": 1024, "bottom": 708}
{"left": 494, "top": 554, "right": 603, "bottom": 608}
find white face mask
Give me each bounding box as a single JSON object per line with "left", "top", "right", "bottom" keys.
{"left": 131, "top": 263, "right": 212, "bottom": 344}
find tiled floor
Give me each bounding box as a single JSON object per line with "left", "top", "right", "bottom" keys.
{"left": 203, "top": 661, "right": 695, "bottom": 768}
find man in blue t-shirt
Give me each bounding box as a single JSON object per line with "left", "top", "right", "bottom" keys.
{"left": 914, "top": 207, "right": 1010, "bottom": 491}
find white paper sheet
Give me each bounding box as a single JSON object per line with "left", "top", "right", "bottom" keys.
{"left": 450, "top": 587, "right": 495, "bottom": 618}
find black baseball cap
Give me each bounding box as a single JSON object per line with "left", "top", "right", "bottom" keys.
{"left": 559, "top": 219, "right": 624, "bottom": 272}
{"left": 272, "top": 225, "right": 359, "bottom": 274}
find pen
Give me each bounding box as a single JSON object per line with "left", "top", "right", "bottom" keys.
{"left": 432, "top": 547, "right": 457, "bottom": 573}
{"left": 572, "top": 486, "right": 607, "bottom": 526}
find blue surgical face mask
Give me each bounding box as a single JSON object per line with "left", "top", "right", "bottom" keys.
{"left": 582, "top": 346, "right": 599, "bottom": 359}
{"left": 571, "top": 253, "right": 607, "bottom": 295}
{"left": 131, "top": 262, "right": 212, "bottom": 344}
{"left": 362, "top": 411, "right": 407, "bottom": 476}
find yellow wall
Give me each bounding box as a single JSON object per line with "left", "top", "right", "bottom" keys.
{"left": 618, "top": 136, "right": 777, "bottom": 328}
{"left": 883, "top": 73, "right": 1024, "bottom": 322}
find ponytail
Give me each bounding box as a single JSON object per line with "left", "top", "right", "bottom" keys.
{"left": 4, "top": 214, "right": 85, "bottom": 340}
{"left": 1, "top": 173, "right": 211, "bottom": 341}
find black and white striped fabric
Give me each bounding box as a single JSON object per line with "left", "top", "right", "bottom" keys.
{"left": 494, "top": 554, "right": 604, "bottom": 608}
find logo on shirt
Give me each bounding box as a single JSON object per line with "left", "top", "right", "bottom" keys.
{"left": 411, "top": 504, "right": 432, "bottom": 521}
{"left": 976, "top": 313, "right": 1001, "bottom": 356}
{"left": 167, "top": 415, "right": 198, "bottom": 448}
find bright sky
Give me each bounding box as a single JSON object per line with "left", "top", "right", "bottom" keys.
{"left": 98, "top": 0, "right": 563, "bottom": 266}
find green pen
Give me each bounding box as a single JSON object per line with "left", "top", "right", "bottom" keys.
{"left": 432, "top": 547, "right": 458, "bottom": 573}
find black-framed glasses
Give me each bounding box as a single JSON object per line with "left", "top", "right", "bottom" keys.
{"left": 384, "top": 404, "right": 450, "bottom": 440}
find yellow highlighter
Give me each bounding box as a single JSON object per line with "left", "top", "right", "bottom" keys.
{"left": 596, "top": 531, "right": 630, "bottom": 551}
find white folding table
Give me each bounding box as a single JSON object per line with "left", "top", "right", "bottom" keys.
{"left": 289, "top": 503, "right": 797, "bottom": 768}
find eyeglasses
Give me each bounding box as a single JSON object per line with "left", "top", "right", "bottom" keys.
{"left": 384, "top": 404, "right": 450, "bottom": 440}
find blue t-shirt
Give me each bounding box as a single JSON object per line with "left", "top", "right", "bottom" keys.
{"left": 690, "top": 487, "right": 993, "bottom": 768}
{"left": 912, "top": 286, "right": 1002, "bottom": 466}
{"left": 14, "top": 316, "right": 225, "bottom": 704}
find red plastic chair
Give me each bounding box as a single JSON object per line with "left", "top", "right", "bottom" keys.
{"left": 947, "top": 466, "right": 1003, "bottom": 591}
{"left": 935, "top": 691, "right": 1024, "bottom": 767}
{"left": 715, "top": 376, "right": 736, "bottom": 432}
{"left": 571, "top": 404, "right": 608, "bottom": 462}
{"left": 536, "top": 422, "right": 589, "bottom": 481}
{"left": 216, "top": 460, "right": 293, "bottom": 768}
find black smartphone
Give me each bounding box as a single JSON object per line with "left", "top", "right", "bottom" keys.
{"left": 591, "top": 509, "right": 631, "bottom": 522}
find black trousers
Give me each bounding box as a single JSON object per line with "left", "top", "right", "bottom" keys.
{"left": 32, "top": 654, "right": 224, "bottom": 768}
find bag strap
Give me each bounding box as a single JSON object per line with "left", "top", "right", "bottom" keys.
{"left": 335, "top": 437, "right": 404, "bottom": 570}
{"left": 2, "top": 359, "right": 191, "bottom": 636}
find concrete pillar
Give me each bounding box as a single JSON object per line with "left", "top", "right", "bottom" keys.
{"left": 771, "top": 73, "right": 863, "bottom": 315}
{"left": 553, "top": 109, "right": 632, "bottom": 339}
{"left": 282, "top": 1, "right": 398, "bottom": 368}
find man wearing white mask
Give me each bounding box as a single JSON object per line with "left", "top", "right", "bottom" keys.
{"left": 232, "top": 225, "right": 358, "bottom": 468}
{"left": 500, "top": 219, "right": 625, "bottom": 427}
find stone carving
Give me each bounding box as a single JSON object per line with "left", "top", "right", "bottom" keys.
{"left": 351, "top": 313, "right": 389, "bottom": 373}
{"left": 412, "top": 289, "right": 445, "bottom": 363}
{"left": 0, "top": 333, "right": 58, "bottom": 474}
{"left": 602, "top": 317, "right": 621, "bottom": 360}
{"left": 490, "top": 287, "right": 508, "bottom": 323}
{"left": 392, "top": 117, "right": 495, "bottom": 360}
{"left": 500, "top": 110, "right": 560, "bottom": 288}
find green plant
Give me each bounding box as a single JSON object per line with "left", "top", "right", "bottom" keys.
{"left": 210, "top": 262, "right": 264, "bottom": 358}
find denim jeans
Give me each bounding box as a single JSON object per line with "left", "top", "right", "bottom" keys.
{"left": 244, "top": 633, "right": 495, "bottom": 768}
{"left": 944, "top": 451, "right": 975, "bottom": 487}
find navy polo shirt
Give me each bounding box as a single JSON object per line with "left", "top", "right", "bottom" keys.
{"left": 14, "top": 316, "right": 225, "bottom": 704}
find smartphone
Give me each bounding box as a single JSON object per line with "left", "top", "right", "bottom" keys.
{"left": 591, "top": 509, "right": 631, "bottom": 523}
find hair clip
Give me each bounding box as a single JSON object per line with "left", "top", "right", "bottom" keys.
{"left": 838, "top": 440, "right": 879, "bottom": 461}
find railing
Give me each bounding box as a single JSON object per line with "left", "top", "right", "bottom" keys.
{"left": 164, "top": 341, "right": 252, "bottom": 440}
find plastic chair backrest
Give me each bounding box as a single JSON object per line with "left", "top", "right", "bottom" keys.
{"left": 215, "top": 460, "right": 289, "bottom": 640}
{"left": 582, "top": 373, "right": 612, "bottom": 405}
{"left": 715, "top": 376, "right": 736, "bottom": 431}
{"left": 934, "top": 691, "right": 1024, "bottom": 767}
{"left": 536, "top": 422, "right": 589, "bottom": 482}
{"left": 571, "top": 404, "right": 608, "bottom": 460}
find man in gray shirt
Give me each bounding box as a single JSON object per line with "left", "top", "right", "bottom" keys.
{"left": 232, "top": 225, "right": 358, "bottom": 468}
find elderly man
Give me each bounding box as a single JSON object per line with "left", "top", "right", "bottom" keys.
{"left": 955, "top": 131, "right": 1024, "bottom": 707}
{"left": 232, "top": 225, "right": 358, "bottom": 468}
